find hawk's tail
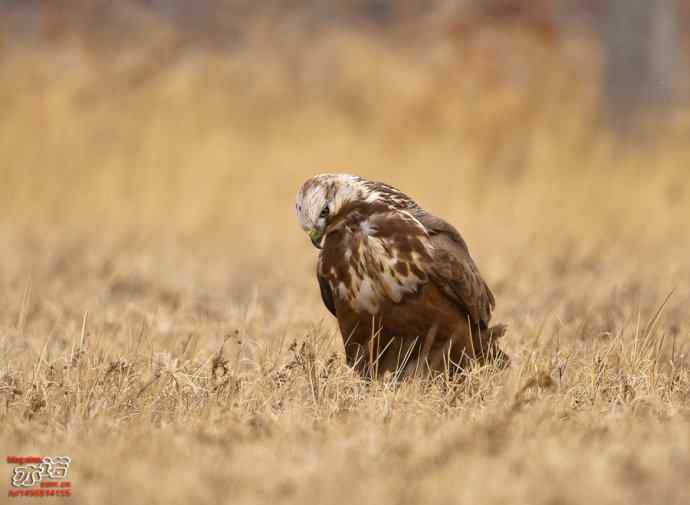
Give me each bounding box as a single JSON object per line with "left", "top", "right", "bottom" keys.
{"left": 488, "top": 323, "right": 507, "bottom": 340}
{"left": 476, "top": 323, "right": 509, "bottom": 368}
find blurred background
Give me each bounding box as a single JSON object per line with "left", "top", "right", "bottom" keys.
{"left": 0, "top": 0, "right": 689, "bottom": 320}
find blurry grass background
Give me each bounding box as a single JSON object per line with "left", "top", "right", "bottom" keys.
{"left": 1, "top": 3, "right": 690, "bottom": 504}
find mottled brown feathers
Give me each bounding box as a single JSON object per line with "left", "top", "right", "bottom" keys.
{"left": 297, "top": 174, "right": 508, "bottom": 378}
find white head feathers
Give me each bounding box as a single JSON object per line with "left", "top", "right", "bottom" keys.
{"left": 295, "top": 173, "right": 366, "bottom": 234}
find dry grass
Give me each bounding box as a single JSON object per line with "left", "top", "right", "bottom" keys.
{"left": 1, "top": 25, "right": 690, "bottom": 504}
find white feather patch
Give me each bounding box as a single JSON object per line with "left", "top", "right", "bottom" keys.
{"left": 342, "top": 232, "right": 425, "bottom": 314}
{"left": 351, "top": 277, "right": 380, "bottom": 314}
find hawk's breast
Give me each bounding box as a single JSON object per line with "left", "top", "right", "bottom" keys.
{"left": 319, "top": 209, "right": 432, "bottom": 315}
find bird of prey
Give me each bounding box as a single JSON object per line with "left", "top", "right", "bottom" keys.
{"left": 296, "top": 173, "right": 507, "bottom": 379}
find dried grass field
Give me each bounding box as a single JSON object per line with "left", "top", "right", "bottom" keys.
{"left": 1, "top": 27, "right": 690, "bottom": 504}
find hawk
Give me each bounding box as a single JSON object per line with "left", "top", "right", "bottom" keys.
{"left": 296, "top": 173, "right": 507, "bottom": 379}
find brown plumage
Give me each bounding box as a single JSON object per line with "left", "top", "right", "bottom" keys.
{"left": 296, "top": 174, "right": 507, "bottom": 379}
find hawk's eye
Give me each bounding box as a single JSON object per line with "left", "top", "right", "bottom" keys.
{"left": 320, "top": 206, "right": 330, "bottom": 218}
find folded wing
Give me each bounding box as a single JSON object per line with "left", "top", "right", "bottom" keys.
{"left": 414, "top": 210, "right": 496, "bottom": 328}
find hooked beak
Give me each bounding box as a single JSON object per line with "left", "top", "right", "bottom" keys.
{"left": 308, "top": 229, "right": 323, "bottom": 249}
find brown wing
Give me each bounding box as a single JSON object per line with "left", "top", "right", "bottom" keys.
{"left": 316, "top": 256, "right": 337, "bottom": 317}
{"left": 414, "top": 210, "right": 496, "bottom": 328}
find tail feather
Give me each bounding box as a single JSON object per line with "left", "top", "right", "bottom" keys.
{"left": 488, "top": 323, "right": 507, "bottom": 341}
{"left": 474, "top": 323, "right": 509, "bottom": 368}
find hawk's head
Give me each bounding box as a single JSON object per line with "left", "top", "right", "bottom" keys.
{"left": 295, "top": 173, "right": 367, "bottom": 249}
{"left": 296, "top": 173, "right": 418, "bottom": 249}
{"left": 296, "top": 174, "right": 372, "bottom": 249}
